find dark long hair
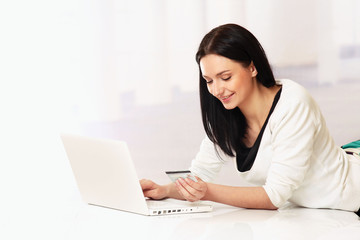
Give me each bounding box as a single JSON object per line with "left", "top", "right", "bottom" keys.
{"left": 195, "top": 24, "right": 276, "bottom": 157}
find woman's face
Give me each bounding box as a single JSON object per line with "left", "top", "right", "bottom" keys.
{"left": 200, "top": 54, "right": 258, "bottom": 110}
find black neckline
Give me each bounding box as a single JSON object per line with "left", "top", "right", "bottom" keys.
{"left": 236, "top": 87, "right": 282, "bottom": 172}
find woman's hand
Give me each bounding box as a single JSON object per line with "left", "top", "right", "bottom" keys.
{"left": 140, "top": 179, "right": 168, "bottom": 200}
{"left": 175, "top": 176, "right": 208, "bottom": 202}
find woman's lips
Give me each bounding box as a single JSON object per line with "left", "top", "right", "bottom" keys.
{"left": 220, "top": 93, "right": 234, "bottom": 103}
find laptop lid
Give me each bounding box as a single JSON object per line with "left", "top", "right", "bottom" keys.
{"left": 61, "top": 134, "right": 213, "bottom": 216}
{"left": 61, "top": 134, "right": 149, "bottom": 215}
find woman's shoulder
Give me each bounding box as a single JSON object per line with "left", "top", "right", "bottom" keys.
{"left": 276, "top": 79, "right": 315, "bottom": 106}
{"left": 266, "top": 80, "right": 323, "bottom": 141}
{"left": 271, "top": 79, "right": 321, "bottom": 125}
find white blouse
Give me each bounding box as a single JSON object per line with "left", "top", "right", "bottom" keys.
{"left": 190, "top": 79, "right": 360, "bottom": 212}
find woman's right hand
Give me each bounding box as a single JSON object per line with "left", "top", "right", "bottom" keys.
{"left": 140, "top": 179, "right": 169, "bottom": 200}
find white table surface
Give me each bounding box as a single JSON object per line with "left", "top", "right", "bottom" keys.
{"left": 70, "top": 202, "right": 360, "bottom": 240}
{"left": 4, "top": 192, "right": 359, "bottom": 240}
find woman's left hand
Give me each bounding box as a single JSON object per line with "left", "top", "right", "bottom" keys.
{"left": 175, "top": 176, "right": 208, "bottom": 202}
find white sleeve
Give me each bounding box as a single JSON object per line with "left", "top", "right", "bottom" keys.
{"left": 189, "top": 137, "right": 228, "bottom": 182}
{"left": 263, "top": 100, "right": 318, "bottom": 207}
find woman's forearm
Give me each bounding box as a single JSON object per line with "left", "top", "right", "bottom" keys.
{"left": 165, "top": 180, "right": 277, "bottom": 210}
{"left": 165, "top": 182, "right": 185, "bottom": 200}
{"left": 203, "top": 183, "right": 278, "bottom": 210}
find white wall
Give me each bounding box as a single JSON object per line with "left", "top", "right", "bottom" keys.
{"left": 51, "top": 0, "right": 359, "bottom": 123}
{"left": 246, "top": 0, "right": 319, "bottom": 67}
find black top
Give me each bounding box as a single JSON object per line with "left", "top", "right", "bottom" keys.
{"left": 236, "top": 87, "right": 282, "bottom": 172}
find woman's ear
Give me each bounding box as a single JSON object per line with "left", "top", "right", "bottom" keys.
{"left": 250, "top": 62, "right": 258, "bottom": 77}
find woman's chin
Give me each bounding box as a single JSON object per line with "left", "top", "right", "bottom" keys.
{"left": 222, "top": 103, "right": 237, "bottom": 110}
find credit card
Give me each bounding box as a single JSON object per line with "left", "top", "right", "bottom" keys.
{"left": 165, "top": 170, "right": 197, "bottom": 182}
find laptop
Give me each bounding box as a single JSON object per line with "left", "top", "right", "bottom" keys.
{"left": 61, "top": 134, "right": 213, "bottom": 216}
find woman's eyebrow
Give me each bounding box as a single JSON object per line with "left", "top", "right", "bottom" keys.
{"left": 203, "top": 70, "right": 231, "bottom": 79}
{"left": 216, "top": 70, "right": 231, "bottom": 76}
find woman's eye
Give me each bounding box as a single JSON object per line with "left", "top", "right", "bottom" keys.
{"left": 222, "top": 76, "right": 231, "bottom": 81}
{"left": 206, "top": 80, "right": 213, "bottom": 84}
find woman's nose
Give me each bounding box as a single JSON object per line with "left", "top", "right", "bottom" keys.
{"left": 211, "top": 81, "right": 223, "bottom": 97}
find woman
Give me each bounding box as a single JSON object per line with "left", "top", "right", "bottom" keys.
{"left": 140, "top": 23, "right": 360, "bottom": 213}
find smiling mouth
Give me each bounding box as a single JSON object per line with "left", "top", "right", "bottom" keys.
{"left": 221, "top": 93, "right": 234, "bottom": 101}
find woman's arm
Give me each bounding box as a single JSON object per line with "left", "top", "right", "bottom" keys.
{"left": 141, "top": 178, "right": 277, "bottom": 210}
{"left": 176, "top": 177, "right": 277, "bottom": 210}
{"left": 205, "top": 183, "right": 277, "bottom": 209}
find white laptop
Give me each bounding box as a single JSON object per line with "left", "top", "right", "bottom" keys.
{"left": 61, "top": 134, "right": 213, "bottom": 216}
